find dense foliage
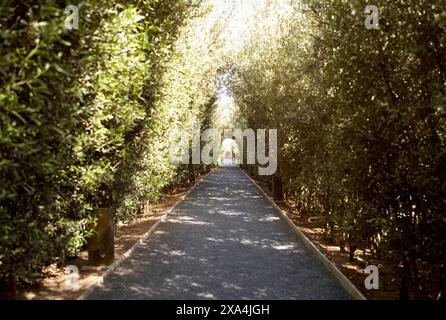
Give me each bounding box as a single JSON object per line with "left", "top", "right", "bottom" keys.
{"left": 234, "top": 0, "right": 446, "bottom": 299}
{"left": 0, "top": 0, "right": 216, "bottom": 284}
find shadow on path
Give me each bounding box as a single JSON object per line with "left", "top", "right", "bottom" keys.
{"left": 87, "top": 166, "right": 351, "bottom": 300}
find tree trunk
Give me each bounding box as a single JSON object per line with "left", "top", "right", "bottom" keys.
{"left": 0, "top": 275, "right": 16, "bottom": 300}
{"left": 400, "top": 258, "right": 411, "bottom": 300}
{"left": 272, "top": 175, "right": 284, "bottom": 201}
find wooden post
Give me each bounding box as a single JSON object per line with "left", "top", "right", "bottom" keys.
{"left": 88, "top": 208, "right": 114, "bottom": 266}
{"left": 272, "top": 175, "right": 284, "bottom": 201}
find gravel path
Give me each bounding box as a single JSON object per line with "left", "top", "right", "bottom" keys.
{"left": 86, "top": 166, "right": 351, "bottom": 300}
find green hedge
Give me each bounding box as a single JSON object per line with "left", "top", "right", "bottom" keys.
{"left": 0, "top": 0, "right": 211, "bottom": 283}
{"left": 234, "top": 0, "right": 446, "bottom": 299}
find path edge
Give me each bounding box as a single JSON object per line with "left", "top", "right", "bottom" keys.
{"left": 240, "top": 168, "right": 367, "bottom": 301}
{"left": 76, "top": 169, "right": 215, "bottom": 300}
